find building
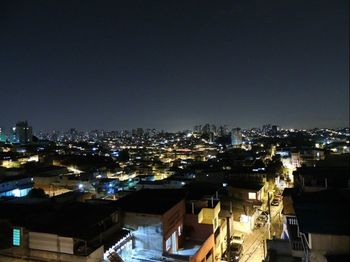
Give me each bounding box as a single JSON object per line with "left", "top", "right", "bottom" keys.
{"left": 114, "top": 189, "right": 187, "bottom": 260}
{"left": 184, "top": 182, "right": 228, "bottom": 261}
{"left": 271, "top": 125, "right": 280, "bottom": 135}
{"left": 0, "top": 174, "right": 33, "bottom": 198}
{"left": 0, "top": 200, "right": 121, "bottom": 262}
{"left": 227, "top": 183, "right": 266, "bottom": 233}
{"left": 0, "top": 128, "right": 6, "bottom": 143}
{"left": 231, "top": 128, "right": 242, "bottom": 147}
{"left": 14, "top": 121, "right": 33, "bottom": 144}
{"left": 293, "top": 166, "right": 350, "bottom": 192}
{"left": 267, "top": 189, "right": 350, "bottom": 261}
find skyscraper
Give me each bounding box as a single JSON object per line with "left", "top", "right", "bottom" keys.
{"left": 231, "top": 128, "right": 242, "bottom": 147}
{"left": 0, "top": 127, "right": 6, "bottom": 143}
{"left": 15, "top": 121, "right": 33, "bottom": 144}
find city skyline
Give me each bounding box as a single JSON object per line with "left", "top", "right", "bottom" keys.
{"left": 0, "top": 0, "right": 348, "bottom": 131}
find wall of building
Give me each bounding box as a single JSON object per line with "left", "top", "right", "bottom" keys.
{"left": 189, "top": 234, "right": 215, "bottom": 262}
{"left": 215, "top": 218, "right": 228, "bottom": 261}
{"left": 162, "top": 199, "right": 186, "bottom": 252}
{"left": 228, "top": 186, "right": 264, "bottom": 202}
{"left": 29, "top": 232, "right": 73, "bottom": 254}
{"left": 310, "top": 233, "right": 350, "bottom": 255}
{"left": 184, "top": 214, "right": 213, "bottom": 241}
{"left": 198, "top": 202, "right": 220, "bottom": 228}
{"left": 123, "top": 212, "right": 163, "bottom": 252}
{"left": 0, "top": 239, "right": 103, "bottom": 262}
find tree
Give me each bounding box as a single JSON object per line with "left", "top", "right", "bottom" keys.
{"left": 27, "top": 188, "right": 48, "bottom": 198}
{"left": 265, "top": 157, "right": 285, "bottom": 191}
{"left": 0, "top": 220, "right": 12, "bottom": 249}
{"left": 118, "top": 150, "right": 130, "bottom": 162}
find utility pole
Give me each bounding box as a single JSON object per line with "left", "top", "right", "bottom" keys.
{"left": 268, "top": 192, "right": 272, "bottom": 239}
{"left": 263, "top": 238, "right": 266, "bottom": 259}
{"left": 226, "top": 215, "right": 231, "bottom": 262}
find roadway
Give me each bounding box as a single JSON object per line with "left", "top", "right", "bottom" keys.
{"left": 239, "top": 201, "right": 283, "bottom": 262}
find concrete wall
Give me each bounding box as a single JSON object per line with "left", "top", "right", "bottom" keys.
{"left": 190, "top": 234, "right": 214, "bottom": 262}
{"left": 310, "top": 233, "right": 350, "bottom": 255}
{"left": 198, "top": 202, "right": 220, "bottom": 228}
{"left": 0, "top": 245, "right": 104, "bottom": 262}
{"left": 228, "top": 186, "right": 265, "bottom": 202}
{"left": 184, "top": 214, "right": 212, "bottom": 241}
{"left": 162, "top": 199, "right": 186, "bottom": 252}
{"left": 232, "top": 220, "right": 251, "bottom": 234}
{"left": 123, "top": 212, "right": 163, "bottom": 252}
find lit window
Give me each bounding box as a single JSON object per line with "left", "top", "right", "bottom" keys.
{"left": 13, "top": 189, "right": 21, "bottom": 197}
{"left": 248, "top": 192, "right": 256, "bottom": 200}
{"left": 13, "top": 228, "right": 20, "bottom": 246}
{"left": 166, "top": 237, "right": 171, "bottom": 251}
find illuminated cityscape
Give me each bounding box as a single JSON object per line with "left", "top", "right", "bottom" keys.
{"left": 0, "top": 0, "right": 349, "bottom": 262}
{"left": 0, "top": 122, "right": 349, "bottom": 261}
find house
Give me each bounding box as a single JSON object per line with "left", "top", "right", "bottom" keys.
{"left": 293, "top": 166, "right": 350, "bottom": 192}
{"left": 114, "top": 189, "right": 187, "bottom": 259}
{"left": 0, "top": 199, "right": 121, "bottom": 262}
{"left": 0, "top": 174, "right": 33, "bottom": 198}
{"left": 183, "top": 182, "right": 225, "bottom": 261}
{"left": 268, "top": 189, "right": 350, "bottom": 261}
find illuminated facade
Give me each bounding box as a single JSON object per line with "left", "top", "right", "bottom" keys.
{"left": 0, "top": 176, "right": 33, "bottom": 197}
{"left": 231, "top": 128, "right": 242, "bottom": 147}
{"left": 0, "top": 127, "right": 6, "bottom": 142}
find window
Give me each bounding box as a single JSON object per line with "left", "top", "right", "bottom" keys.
{"left": 248, "top": 192, "right": 256, "bottom": 200}
{"left": 213, "top": 217, "right": 218, "bottom": 229}
{"left": 178, "top": 225, "right": 182, "bottom": 236}
{"left": 13, "top": 228, "right": 20, "bottom": 246}
{"left": 166, "top": 237, "right": 171, "bottom": 251}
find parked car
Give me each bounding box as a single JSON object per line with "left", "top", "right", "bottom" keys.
{"left": 231, "top": 232, "right": 244, "bottom": 244}
{"left": 254, "top": 220, "right": 265, "bottom": 229}
{"left": 222, "top": 244, "right": 243, "bottom": 262}
{"left": 230, "top": 243, "right": 243, "bottom": 261}
{"left": 257, "top": 214, "right": 268, "bottom": 224}
{"left": 260, "top": 211, "right": 269, "bottom": 219}
{"left": 271, "top": 198, "right": 280, "bottom": 206}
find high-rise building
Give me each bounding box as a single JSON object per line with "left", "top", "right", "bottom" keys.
{"left": 231, "top": 128, "right": 242, "bottom": 146}
{"left": 262, "top": 124, "right": 272, "bottom": 135}
{"left": 202, "top": 123, "right": 211, "bottom": 134}
{"left": 15, "top": 121, "right": 33, "bottom": 144}
{"left": 132, "top": 128, "right": 144, "bottom": 137}
{"left": 193, "top": 125, "right": 202, "bottom": 133}
{"left": 271, "top": 125, "right": 281, "bottom": 134}
{"left": 0, "top": 127, "right": 6, "bottom": 143}
{"left": 218, "top": 125, "right": 229, "bottom": 136}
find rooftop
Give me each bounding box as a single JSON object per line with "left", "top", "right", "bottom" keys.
{"left": 294, "top": 189, "right": 350, "bottom": 236}
{"left": 0, "top": 200, "right": 117, "bottom": 240}
{"left": 115, "top": 189, "right": 186, "bottom": 215}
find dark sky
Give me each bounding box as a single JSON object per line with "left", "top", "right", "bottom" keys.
{"left": 0, "top": 0, "right": 348, "bottom": 132}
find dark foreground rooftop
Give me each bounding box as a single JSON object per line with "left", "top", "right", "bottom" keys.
{"left": 115, "top": 188, "right": 187, "bottom": 214}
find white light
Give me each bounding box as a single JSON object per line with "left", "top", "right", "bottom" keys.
{"left": 240, "top": 214, "right": 251, "bottom": 223}
{"left": 13, "top": 188, "right": 21, "bottom": 197}
{"left": 78, "top": 184, "right": 83, "bottom": 189}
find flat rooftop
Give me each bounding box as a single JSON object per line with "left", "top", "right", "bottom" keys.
{"left": 115, "top": 189, "right": 186, "bottom": 215}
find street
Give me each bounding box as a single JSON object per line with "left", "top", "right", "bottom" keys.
{"left": 239, "top": 201, "right": 283, "bottom": 262}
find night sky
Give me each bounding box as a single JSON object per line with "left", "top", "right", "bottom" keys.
{"left": 0, "top": 0, "right": 348, "bottom": 132}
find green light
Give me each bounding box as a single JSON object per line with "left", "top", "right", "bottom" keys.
{"left": 13, "top": 228, "right": 20, "bottom": 246}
